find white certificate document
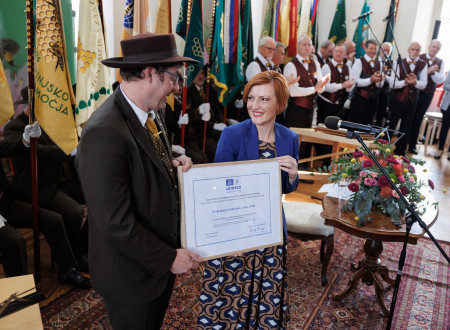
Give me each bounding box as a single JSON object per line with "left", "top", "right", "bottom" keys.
{"left": 178, "top": 159, "right": 283, "bottom": 260}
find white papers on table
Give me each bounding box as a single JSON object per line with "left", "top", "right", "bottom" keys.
{"left": 319, "top": 183, "right": 352, "bottom": 200}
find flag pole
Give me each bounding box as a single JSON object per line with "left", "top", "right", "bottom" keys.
{"left": 26, "top": 0, "right": 41, "bottom": 284}
{"left": 205, "top": 0, "right": 217, "bottom": 152}
{"left": 180, "top": 0, "right": 192, "bottom": 148}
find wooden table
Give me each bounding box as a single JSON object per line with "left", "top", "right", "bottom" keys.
{"left": 290, "top": 128, "right": 376, "bottom": 156}
{"left": 320, "top": 195, "right": 439, "bottom": 316}
{"left": 0, "top": 275, "right": 43, "bottom": 329}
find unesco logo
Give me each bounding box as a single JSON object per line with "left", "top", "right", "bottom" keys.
{"left": 226, "top": 178, "right": 241, "bottom": 191}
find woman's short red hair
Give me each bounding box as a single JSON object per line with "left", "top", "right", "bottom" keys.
{"left": 243, "top": 71, "right": 289, "bottom": 115}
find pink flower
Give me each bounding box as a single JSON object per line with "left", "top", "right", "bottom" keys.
{"left": 352, "top": 151, "right": 364, "bottom": 158}
{"left": 348, "top": 182, "right": 360, "bottom": 192}
{"left": 364, "top": 177, "right": 378, "bottom": 186}
{"left": 363, "top": 160, "right": 374, "bottom": 168}
{"left": 392, "top": 190, "right": 400, "bottom": 198}
{"left": 428, "top": 179, "right": 435, "bottom": 190}
{"left": 370, "top": 172, "right": 378, "bottom": 178}
{"left": 387, "top": 156, "right": 399, "bottom": 165}
{"left": 373, "top": 150, "right": 380, "bottom": 157}
{"left": 408, "top": 165, "right": 415, "bottom": 174}
{"left": 378, "top": 176, "right": 390, "bottom": 187}
{"left": 377, "top": 139, "right": 388, "bottom": 144}
{"left": 359, "top": 171, "right": 368, "bottom": 177}
{"left": 409, "top": 177, "right": 415, "bottom": 183}
{"left": 401, "top": 156, "right": 410, "bottom": 164}
{"left": 398, "top": 175, "right": 405, "bottom": 183}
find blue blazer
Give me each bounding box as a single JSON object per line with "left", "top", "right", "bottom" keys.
{"left": 214, "top": 119, "right": 300, "bottom": 236}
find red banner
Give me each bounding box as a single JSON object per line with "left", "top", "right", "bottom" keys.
{"left": 288, "top": 0, "right": 297, "bottom": 57}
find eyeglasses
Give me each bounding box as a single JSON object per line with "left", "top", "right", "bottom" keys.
{"left": 262, "top": 45, "right": 276, "bottom": 52}
{"left": 163, "top": 70, "right": 180, "bottom": 85}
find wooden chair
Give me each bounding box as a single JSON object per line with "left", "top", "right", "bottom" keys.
{"left": 283, "top": 201, "right": 334, "bottom": 286}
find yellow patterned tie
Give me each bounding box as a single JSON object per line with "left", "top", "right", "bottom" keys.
{"left": 145, "top": 115, "right": 176, "bottom": 185}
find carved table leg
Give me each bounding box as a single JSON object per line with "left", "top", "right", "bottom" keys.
{"left": 333, "top": 239, "right": 393, "bottom": 315}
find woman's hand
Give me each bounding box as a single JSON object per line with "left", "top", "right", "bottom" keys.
{"left": 278, "top": 155, "right": 298, "bottom": 185}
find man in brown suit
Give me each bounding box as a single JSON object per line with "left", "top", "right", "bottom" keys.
{"left": 76, "top": 33, "right": 202, "bottom": 329}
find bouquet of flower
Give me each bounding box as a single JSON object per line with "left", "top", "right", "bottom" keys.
{"left": 326, "top": 137, "right": 438, "bottom": 226}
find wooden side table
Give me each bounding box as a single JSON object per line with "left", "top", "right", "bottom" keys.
{"left": 0, "top": 274, "right": 43, "bottom": 329}
{"left": 320, "top": 195, "right": 438, "bottom": 316}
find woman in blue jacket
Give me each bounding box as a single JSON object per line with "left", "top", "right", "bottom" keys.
{"left": 197, "top": 71, "right": 299, "bottom": 329}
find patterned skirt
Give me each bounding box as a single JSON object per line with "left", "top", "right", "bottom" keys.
{"left": 197, "top": 243, "right": 289, "bottom": 329}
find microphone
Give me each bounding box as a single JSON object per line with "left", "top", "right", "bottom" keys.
{"left": 352, "top": 11, "right": 373, "bottom": 22}
{"left": 383, "top": 11, "right": 395, "bottom": 22}
{"left": 343, "top": 83, "right": 358, "bottom": 109}
{"left": 324, "top": 116, "right": 381, "bottom": 134}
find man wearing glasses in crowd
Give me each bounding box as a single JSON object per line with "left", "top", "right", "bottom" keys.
{"left": 245, "top": 36, "right": 277, "bottom": 82}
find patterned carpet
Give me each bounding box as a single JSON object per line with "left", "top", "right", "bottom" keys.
{"left": 40, "top": 229, "right": 450, "bottom": 329}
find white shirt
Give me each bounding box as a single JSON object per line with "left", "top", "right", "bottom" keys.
{"left": 120, "top": 84, "right": 155, "bottom": 126}
{"left": 353, "top": 54, "right": 385, "bottom": 88}
{"left": 245, "top": 52, "right": 275, "bottom": 82}
{"left": 284, "top": 54, "right": 324, "bottom": 97}
{"left": 390, "top": 56, "right": 428, "bottom": 90}
{"left": 425, "top": 53, "right": 445, "bottom": 85}
{"left": 320, "top": 59, "right": 354, "bottom": 104}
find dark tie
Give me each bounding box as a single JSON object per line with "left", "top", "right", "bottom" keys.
{"left": 302, "top": 59, "right": 310, "bottom": 64}
{"left": 145, "top": 115, "right": 176, "bottom": 184}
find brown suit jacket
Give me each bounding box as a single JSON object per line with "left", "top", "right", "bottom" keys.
{"left": 75, "top": 88, "right": 178, "bottom": 304}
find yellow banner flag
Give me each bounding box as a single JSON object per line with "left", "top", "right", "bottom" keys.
{"left": 34, "top": 0, "right": 77, "bottom": 155}
{"left": 155, "top": 0, "right": 171, "bottom": 34}
{"left": 75, "top": 0, "right": 111, "bottom": 131}
{"left": 0, "top": 61, "right": 14, "bottom": 127}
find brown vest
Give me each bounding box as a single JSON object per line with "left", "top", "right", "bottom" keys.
{"left": 254, "top": 57, "right": 273, "bottom": 72}
{"left": 355, "top": 57, "right": 381, "bottom": 100}
{"left": 317, "top": 55, "right": 329, "bottom": 68}
{"left": 322, "top": 62, "right": 350, "bottom": 105}
{"left": 420, "top": 53, "right": 443, "bottom": 94}
{"left": 291, "top": 57, "right": 317, "bottom": 109}
{"left": 393, "top": 58, "right": 426, "bottom": 104}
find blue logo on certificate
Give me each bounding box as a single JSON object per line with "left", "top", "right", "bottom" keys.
{"left": 226, "top": 178, "right": 241, "bottom": 191}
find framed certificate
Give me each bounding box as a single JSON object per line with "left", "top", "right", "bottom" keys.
{"left": 177, "top": 159, "right": 283, "bottom": 260}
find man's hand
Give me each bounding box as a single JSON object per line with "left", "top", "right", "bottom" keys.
{"left": 285, "top": 74, "right": 300, "bottom": 86}
{"left": 405, "top": 73, "right": 417, "bottom": 85}
{"left": 234, "top": 99, "right": 244, "bottom": 109}
{"left": 428, "top": 64, "right": 439, "bottom": 75}
{"left": 170, "top": 248, "right": 202, "bottom": 274}
{"left": 370, "top": 73, "right": 383, "bottom": 83}
{"left": 177, "top": 113, "right": 189, "bottom": 127}
{"left": 342, "top": 79, "right": 355, "bottom": 89}
{"left": 172, "top": 144, "right": 186, "bottom": 155}
{"left": 23, "top": 121, "right": 42, "bottom": 146}
{"left": 171, "top": 155, "right": 192, "bottom": 172}
{"left": 213, "top": 123, "right": 227, "bottom": 131}
{"left": 315, "top": 74, "right": 330, "bottom": 91}
{"left": 198, "top": 103, "right": 211, "bottom": 115}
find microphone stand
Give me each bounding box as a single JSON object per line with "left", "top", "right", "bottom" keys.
{"left": 345, "top": 130, "right": 450, "bottom": 329}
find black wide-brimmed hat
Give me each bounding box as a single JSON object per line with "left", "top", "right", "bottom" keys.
{"left": 14, "top": 86, "right": 29, "bottom": 105}
{"left": 102, "top": 33, "right": 199, "bottom": 68}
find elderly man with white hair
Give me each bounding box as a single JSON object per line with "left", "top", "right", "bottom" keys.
{"left": 245, "top": 36, "right": 277, "bottom": 82}
{"left": 389, "top": 41, "right": 428, "bottom": 156}
{"left": 408, "top": 39, "right": 445, "bottom": 154}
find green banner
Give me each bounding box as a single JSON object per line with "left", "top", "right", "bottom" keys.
{"left": 329, "top": 0, "right": 346, "bottom": 44}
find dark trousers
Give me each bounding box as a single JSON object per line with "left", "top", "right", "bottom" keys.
{"left": 408, "top": 91, "right": 434, "bottom": 150}
{"left": 349, "top": 94, "right": 376, "bottom": 125}
{"left": 103, "top": 273, "right": 176, "bottom": 330}
{"left": 5, "top": 200, "right": 77, "bottom": 273}
{"left": 285, "top": 104, "right": 313, "bottom": 166}
{"left": 388, "top": 98, "right": 418, "bottom": 155}
{"left": 316, "top": 98, "right": 342, "bottom": 166}
{"left": 375, "top": 92, "right": 390, "bottom": 127}
{"left": 0, "top": 224, "right": 27, "bottom": 277}
{"left": 438, "top": 108, "right": 450, "bottom": 151}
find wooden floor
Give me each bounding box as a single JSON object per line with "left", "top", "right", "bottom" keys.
{"left": 0, "top": 142, "right": 449, "bottom": 311}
